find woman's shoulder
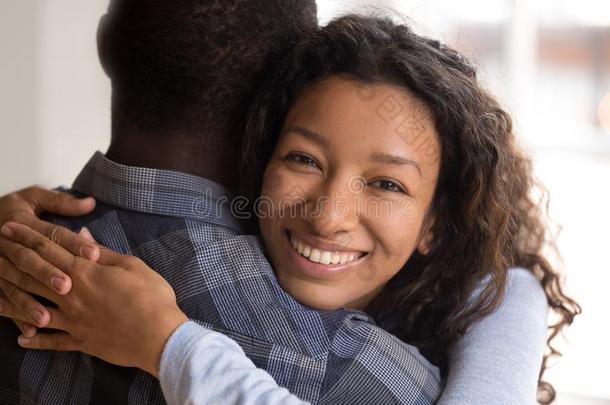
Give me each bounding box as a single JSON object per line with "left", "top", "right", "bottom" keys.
{"left": 503, "top": 267, "right": 548, "bottom": 312}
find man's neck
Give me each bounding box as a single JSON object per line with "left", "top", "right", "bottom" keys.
{"left": 106, "top": 131, "right": 237, "bottom": 191}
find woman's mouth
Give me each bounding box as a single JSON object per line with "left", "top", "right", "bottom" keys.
{"left": 285, "top": 230, "right": 367, "bottom": 267}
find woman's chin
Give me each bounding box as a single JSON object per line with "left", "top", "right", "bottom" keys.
{"left": 279, "top": 277, "right": 347, "bottom": 311}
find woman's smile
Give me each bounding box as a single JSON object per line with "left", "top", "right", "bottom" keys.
{"left": 283, "top": 229, "right": 369, "bottom": 278}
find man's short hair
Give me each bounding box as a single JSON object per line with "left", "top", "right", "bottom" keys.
{"left": 103, "top": 0, "right": 317, "bottom": 138}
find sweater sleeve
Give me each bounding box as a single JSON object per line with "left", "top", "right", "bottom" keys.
{"left": 438, "top": 267, "right": 549, "bottom": 405}
{"left": 159, "top": 321, "right": 310, "bottom": 405}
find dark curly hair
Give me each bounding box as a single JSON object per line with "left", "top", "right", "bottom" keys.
{"left": 239, "top": 14, "right": 581, "bottom": 403}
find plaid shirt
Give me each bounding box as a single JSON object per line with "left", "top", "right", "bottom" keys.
{"left": 0, "top": 152, "right": 441, "bottom": 405}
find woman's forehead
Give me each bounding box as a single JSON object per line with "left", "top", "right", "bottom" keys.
{"left": 283, "top": 76, "right": 440, "bottom": 171}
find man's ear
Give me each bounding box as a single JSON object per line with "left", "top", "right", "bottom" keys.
{"left": 416, "top": 214, "right": 435, "bottom": 256}
{"left": 97, "top": 14, "right": 112, "bottom": 77}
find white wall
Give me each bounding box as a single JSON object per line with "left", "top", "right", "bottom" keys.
{"left": 0, "top": 1, "right": 40, "bottom": 194}
{"left": 0, "top": 0, "right": 110, "bottom": 195}
{"left": 37, "top": 1, "right": 111, "bottom": 188}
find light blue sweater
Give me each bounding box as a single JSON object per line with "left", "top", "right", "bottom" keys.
{"left": 159, "top": 268, "right": 548, "bottom": 404}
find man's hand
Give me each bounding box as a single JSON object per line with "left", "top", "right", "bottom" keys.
{"left": 0, "top": 186, "right": 98, "bottom": 335}
{"left": 0, "top": 222, "right": 187, "bottom": 378}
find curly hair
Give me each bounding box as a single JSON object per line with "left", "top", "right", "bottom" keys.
{"left": 239, "top": 14, "right": 581, "bottom": 403}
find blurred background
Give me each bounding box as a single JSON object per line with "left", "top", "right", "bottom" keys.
{"left": 1, "top": 1, "right": 608, "bottom": 404}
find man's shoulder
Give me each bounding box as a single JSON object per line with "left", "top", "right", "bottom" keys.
{"left": 44, "top": 198, "right": 241, "bottom": 249}
{"left": 321, "top": 314, "right": 442, "bottom": 404}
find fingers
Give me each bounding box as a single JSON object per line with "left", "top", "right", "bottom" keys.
{"left": 12, "top": 319, "right": 38, "bottom": 338}
{"left": 0, "top": 254, "right": 62, "bottom": 301}
{"left": 0, "top": 287, "right": 67, "bottom": 332}
{"left": 20, "top": 187, "right": 95, "bottom": 217}
{"left": 0, "top": 294, "right": 41, "bottom": 335}
{"left": 0, "top": 222, "right": 82, "bottom": 281}
{"left": 45, "top": 224, "right": 100, "bottom": 262}
{"left": 3, "top": 220, "right": 99, "bottom": 263}
{"left": 2, "top": 220, "right": 123, "bottom": 271}
{"left": 0, "top": 280, "right": 51, "bottom": 327}
{"left": 17, "top": 331, "right": 80, "bottom": 352}
{"left": 76, "top": 229, "right": 125, "bottom": 267}
{"left": 0, "top": 237, "right": 73, "bottom": 296}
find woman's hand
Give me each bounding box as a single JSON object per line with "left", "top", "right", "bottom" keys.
{"left": 0, "top": 186, "right": 98, "bottom": 335}
{"left": 0, "top": 222, "right": 188, "bottom": 378}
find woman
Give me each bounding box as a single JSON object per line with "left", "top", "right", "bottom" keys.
{"left": 0, "top": 15, "right": 578, "bottom": 404}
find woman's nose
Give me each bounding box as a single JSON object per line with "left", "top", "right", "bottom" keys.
{"left": 305, "top": 177, "right": 361, "bottom": 236}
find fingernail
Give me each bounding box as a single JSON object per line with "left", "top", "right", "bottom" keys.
{"left": 18, "top": 336, "right": 31, "bottom": 346}
{"left": 51, "top": 276, "right": 67, "bottom": 292}
{"left": 31, "top": 310, "right": 44, "bottom": 326}
{"left": 79, "top": 227, "right": 95, "bottom": 242}
{"left": 81, "top": 245, "right": 97, "bottom": 260}
{"left": 1, "top": 224, "right": 13, "bottom": 238}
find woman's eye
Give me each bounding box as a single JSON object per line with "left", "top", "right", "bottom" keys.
{"left": 370, "top": 179, "right": 407, "bottom": 194}
{"left": 285, "top": 153, "right": 319, "bottom": 168}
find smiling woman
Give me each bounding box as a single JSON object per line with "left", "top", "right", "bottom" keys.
{"left": 239, "top": 14, "right": 580, "bottom": 402}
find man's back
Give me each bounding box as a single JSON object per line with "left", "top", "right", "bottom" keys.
{"left": 0, "top": 153, "right": 440, "bottom": 404}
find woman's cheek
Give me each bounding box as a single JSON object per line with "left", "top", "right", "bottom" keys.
{"left": 260, "top": 162, "right": 288, "bottom": 199}
{"left": 262, "top": 163, "right": 312, "bottom": 203}
{"left": 364, "top": 206, "right": 424, "bottom": 279}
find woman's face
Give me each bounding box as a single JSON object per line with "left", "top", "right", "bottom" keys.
{"left": 259, "top": 76, "right": 441, "bottom": 311}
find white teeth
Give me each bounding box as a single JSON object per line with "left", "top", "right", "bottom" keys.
{"left": 289, "top": 233, "right": 363, "bottom": 266}
{"left": 320, "top": 251, "right": 332, "bottom": 265}
{"left": 302, "top": 246, "right": 311, "bottom": 257}
{"left": 309, "top": 249, "right": 321, "bottom": 263}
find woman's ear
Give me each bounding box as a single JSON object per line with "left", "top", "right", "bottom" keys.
{"left": 416, "top": 214, "right": 435, "bottom": 255}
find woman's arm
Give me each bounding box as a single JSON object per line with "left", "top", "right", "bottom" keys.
{"left": 0, "top": 222, "right": 309, "bottom": 405}
{"left": 160, "top": 321, "right": 309, "bottom": 405}
{"left": 439, "top": 268, "right": 549, "bottom": 405}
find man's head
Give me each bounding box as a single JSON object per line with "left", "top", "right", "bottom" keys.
{"left": 99, "top": 0, "right": 317, "bottom": 144}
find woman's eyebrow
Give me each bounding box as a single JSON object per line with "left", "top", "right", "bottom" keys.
{"left": 369, "top": 153, "right": 422, "bottom": 176}
{"left": 283, "top": 126, "right": 330, "bottom": 147}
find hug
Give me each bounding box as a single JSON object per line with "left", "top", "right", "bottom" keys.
{"left": 0, "top": 1, "right": 579, "bottom": 404}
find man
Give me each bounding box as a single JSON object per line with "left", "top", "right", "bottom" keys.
{"left": 0, "top": 1, "right": 443, "bottom": 404}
